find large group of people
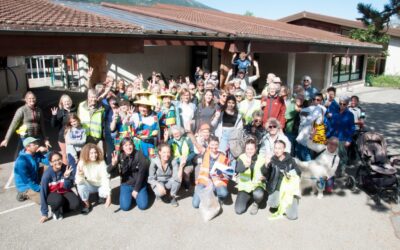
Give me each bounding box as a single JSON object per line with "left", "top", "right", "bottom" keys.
{"left": 1, "top": 51, "right": 365, "bottom": 222}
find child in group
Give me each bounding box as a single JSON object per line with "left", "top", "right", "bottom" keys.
{"left": 232, "top": 51, "right": 252, "bottom": 74}
{"left": 64, "top": 114, "right": 87, "bottom": 175}
{"left": 110, "top": 100, "right": 135, "bottom": 152}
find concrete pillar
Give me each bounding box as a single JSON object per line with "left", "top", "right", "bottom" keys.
{"left": 323, "top": 53, "right": 333, "bottom": 90}
{"left": 287, "top": 53, "right": 296, "bottom": 91}
{"left": 361, "top": 54, "right": 368, "bottom": 81}
{"left": 88, "top": 53, "right": 107, "bottom": 89}
{"left": 42, "top": 56, "right": 46, "bottom": 83}
{"left": 29, "top": 58, "right": 33, "bottom": 79}
{"left": 35, "top": 58, "right": 40, "bottom": 79}
{"left": 77, "top": 54, "right": 89, "bottom": 88}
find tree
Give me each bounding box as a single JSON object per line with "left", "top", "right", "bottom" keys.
{"left": 357, "top": 0, "right": 400, "bottom": 36}
{"left": 244, "top": 10, "right": 254, "bottom": 16}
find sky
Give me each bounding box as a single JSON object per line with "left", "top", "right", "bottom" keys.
{"left": 199, "top": 0, "right": 393, "bottom": 21}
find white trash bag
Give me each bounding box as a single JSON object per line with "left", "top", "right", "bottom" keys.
{"left": 199, "top": 185, "right": 221, "bottom": 222}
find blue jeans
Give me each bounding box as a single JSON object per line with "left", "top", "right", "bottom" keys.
{"left": 119, "top": 184, "right": 148, "bottom": 211}
{"left": 218, "top": 128, "right": 235, "bottom": 154}
{"left": 296, "top": 143, "right": 312, "bottom": 161}
{"left": 192, "top": 184, "right": 228, "bottom": 208}
{"left": 285, "top": 132, "right": 297, "bottom": 157}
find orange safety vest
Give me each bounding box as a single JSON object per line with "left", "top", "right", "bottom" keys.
{"left": 196, "top": 149, "right": 229, "bottom": 187}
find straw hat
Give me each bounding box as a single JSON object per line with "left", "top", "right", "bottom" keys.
{"left": 134, "top": 99, "right": 154, "bottom": 106}
{"left": 159, "top": 92, "right": 176, "bottom": 99}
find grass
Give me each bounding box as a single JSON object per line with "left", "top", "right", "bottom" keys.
{"left": 369, "top": 75, "right": 400, "bottom": 88}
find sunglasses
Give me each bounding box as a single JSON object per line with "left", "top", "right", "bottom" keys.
{"left": 314, "top": 98, "right": 322, "bottom": 102}
{"left": 339, "top": 102, "right": 347, "bottom": 106}
{"left": 254, "top": 119, "right": 262, "bottom": 123}
{"left": 268, "top": 125, "right": 277, "bottom": 129}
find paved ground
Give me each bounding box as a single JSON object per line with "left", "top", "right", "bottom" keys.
{"left": 0, "top": 85, "right": 399, "bottom": 249}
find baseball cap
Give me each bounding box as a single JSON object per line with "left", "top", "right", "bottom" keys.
{"left": 23, "top": 137, "right": 39, "bottom": 147}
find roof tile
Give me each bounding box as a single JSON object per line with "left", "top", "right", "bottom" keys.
{"left": 102, "top": 2, "right": 380, "bottom": 48}
{"left": 0, "top": 0, "right": 142, "bottom": 34}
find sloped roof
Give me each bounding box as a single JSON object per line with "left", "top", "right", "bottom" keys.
{"left": 101, "top": 2, "right": 381, "bottom": 49}
{"left": 279, "top": 11, "right": 400, "bottom": 38}
{"left": 0, "top": 0, "right": 141, "bottom": 34}
{"left": 55, "top": 0, "right": 217, "bottom": 35}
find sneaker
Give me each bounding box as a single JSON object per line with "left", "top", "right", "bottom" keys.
{"left": 170, "top": 197, "right": 179, "bottom": 207}
{"left": 81, "top": 206, "right": 90, "bottom": 214}
{"left": 52, "top": 208, "right": 63, "bottom": 221}
{"left": 269, "top": 207, "right": 278, "bottom": 213}
{"left": 16, "top": 192, "right": 27, "bottom": 202}
{"left": 249, "top": 203, "right": 259, "bottom": 215}
{"left": 183, "top": 181, "right": 190, "bottom": 191}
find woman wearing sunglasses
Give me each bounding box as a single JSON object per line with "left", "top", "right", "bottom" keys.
{"left": 259, "top": 118, "right": 291, "bottom": 164}
{"left": 243, "top": 110, "right": 266, "bottom": 148}
{"left": 326, "top": 96, "right": 355, "bottom": 177}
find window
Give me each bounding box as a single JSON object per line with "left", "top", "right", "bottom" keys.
{"left": 332, "top": 55, "right": 364, "bottom": 84}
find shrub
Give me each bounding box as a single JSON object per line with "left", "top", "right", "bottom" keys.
{"left": 370, "top": 75, "right": 400, "bottom": 88}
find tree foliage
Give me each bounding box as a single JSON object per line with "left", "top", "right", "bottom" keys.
{"left": 357, "top": 0, "right": 400, "bottom": 35}
{"left": 244, "top": 10, "right": 254, "bottom": 16}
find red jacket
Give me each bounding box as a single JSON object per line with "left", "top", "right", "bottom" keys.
{"left": 261, "top": 95, "right": 286, "bottom": 128}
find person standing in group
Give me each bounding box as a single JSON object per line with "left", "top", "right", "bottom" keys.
{"left": 1, "top": 91, "right": 50, "bottom": 153}
{"left": 50, "top": 94, "right": 76, "bottom": 164}
{"left": 301, "top": 75, "right": 319, "bottom": 104}
{"left": 76, "top": 143, "right": 111, "bottom": 213}
{"left": 77, "top": 89, "right": 105, "bottom": 149}
{"left": 239, "top": 87, "right": 261, "bottom": 126}
{"left": 108, "top": 138, "right": 150, "bottom": 211}
{"left": 39, "top": 151, "right": 80, "bottom": 223}
{"left": 130, "top": 98, "right": 159, "bottom": 158}
{"left": 212, "top": 95, "right": 243, "bottom": 154}
{"left": 326, "top": 96, "right": 355, "bottom": 177}
{"left": 194, "top": 89, "right": 217, "bottom": 132}
{"left": 158, "top": 92, "right": 180, "bottom": 141}
{"left": 176, "top": 88, "right": 196, "bottom": 132}
{"left": 64, "top": 114, "right": 86, "bottom": 175}
{"left": 261, "top": 84, "right": 286, "bottom": 129}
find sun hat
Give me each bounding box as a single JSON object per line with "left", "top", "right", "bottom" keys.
{"left": 134, "top": 99, "right": 154, "bottom": 106}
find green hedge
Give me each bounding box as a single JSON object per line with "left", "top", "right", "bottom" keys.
{"left": 370, "top": 75, "right": 400, "bottom": 88}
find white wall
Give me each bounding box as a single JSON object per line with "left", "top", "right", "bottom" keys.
{"left": 385, "top": 37, "right": 400, "bottom": 75}
{"left": 107, "top": 46, "right": 192, "bottom": 82}
{"left": 295, "top": 53, "right": 325, "bottom": 90}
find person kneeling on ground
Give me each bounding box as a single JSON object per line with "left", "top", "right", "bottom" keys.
{"left": 192, "top": 136, "right": 230, "bottom": 208}
{"left": 296, "top": 137, "right": 340, "bottom": 199}
{"left": 165, "top": 125, "right": 195, "bottom": 191}
{"left": 14, "top": 137, "right": 49, "bottom": 204}
{"left": 148, "top": 143, "right": 181, "bottom": 207}
{"left": 40, "top": 152, "right": 80, "bottom": 223}
{"left": 76, "top": 143, "right": 111, "bottom": 213}
{"left": 235, "top": 139, "right": 266, "bottom": 215}
{"left": 262, "top": 140, "right": 301, "bottom": 220}
{"left": 108, "top": 138, "right": 150, "bottom": 211}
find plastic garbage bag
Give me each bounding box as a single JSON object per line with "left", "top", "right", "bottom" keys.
{"left": 199, "top": 185, "right": 221, "bottom": 222}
